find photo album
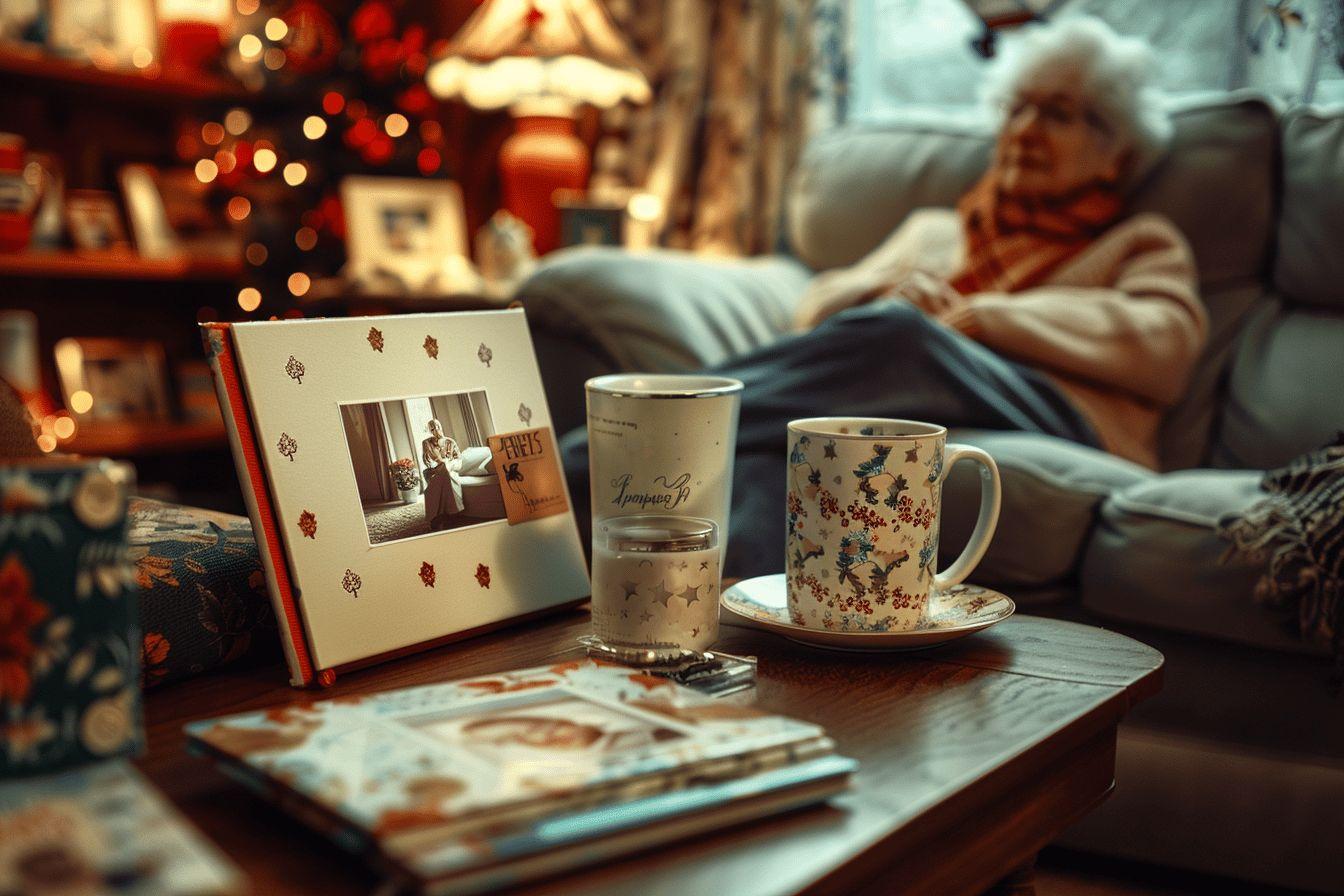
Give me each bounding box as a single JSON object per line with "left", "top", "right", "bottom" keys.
{"left": 201, "top": 311, "right": 590, "bottom": 686}
{"left": 185, "top": 660, "right": 855, "bottom": 894}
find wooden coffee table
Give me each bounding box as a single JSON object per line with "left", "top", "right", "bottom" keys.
{"left": 138, "top": 610, "right": 1161, "bottom": 895}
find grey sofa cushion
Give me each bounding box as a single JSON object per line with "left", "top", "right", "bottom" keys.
{"left": 788, "top": 116, "right": 989, "bottom": 272}
{"left": 517, "top": 247, "right": 810, "bottom": 373}
{"left": 1213, "top": 302, "right": 1344, "bottom": 470}
{"left": 787, "top": 94, "right": 1279, "bottom": 288}
{"left": 1127, "top": 94, "right": 1278, "bottom": 290}
{"left": 1275, "top": 105, "right": 1344, "bottom": 309}
{"left": 939, "top": 430, "right": 1149, "bottom": 593}
{"left": 1157, "top": 282, "right": 1266, "bottom": 471}
{"left": 1081, "top": 469, "right": 1325, "bottom": 654}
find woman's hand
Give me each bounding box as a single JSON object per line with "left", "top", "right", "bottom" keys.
{"left": 889, "top": 271, "right": 968, "bottom": 317}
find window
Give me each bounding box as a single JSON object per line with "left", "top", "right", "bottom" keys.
{"left": 851, "top": 0, "right": 1344, "bottom": 125}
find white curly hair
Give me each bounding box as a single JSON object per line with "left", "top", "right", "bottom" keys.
{"left": 982, "top": 17, "right": 1173, "bottom": 187}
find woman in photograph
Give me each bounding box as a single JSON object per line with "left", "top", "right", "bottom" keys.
{"left": 422, "top": 418, "right": 465, "bottom": 530}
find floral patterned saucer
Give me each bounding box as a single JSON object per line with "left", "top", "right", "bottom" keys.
{"left": 720, "top": 574, "right": 1015, "bottom": 652}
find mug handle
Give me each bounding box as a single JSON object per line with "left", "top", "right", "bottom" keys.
{"left": 933, "top": 444, "right": 1001, "bottom": 591}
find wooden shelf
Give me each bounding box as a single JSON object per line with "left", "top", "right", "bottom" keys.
{"left": 0, "top": 47, "right": 252, "bottom": 104}
{"left": 0, "top": 251, "right": 242, "bottom": 281}
{"left": 67, "top": 419, "right": 227, "bottom": 457}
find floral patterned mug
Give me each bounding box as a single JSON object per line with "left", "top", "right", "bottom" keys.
{"left": 785, "top": 418, "right": 1000, "bottom": 633}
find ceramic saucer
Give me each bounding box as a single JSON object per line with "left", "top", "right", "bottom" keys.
{"left": 720, "top": 574, "right": 1015, "bottom": 652}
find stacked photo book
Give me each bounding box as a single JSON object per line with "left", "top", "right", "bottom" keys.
{"left": 186, "top": 659, "right": 855, "bottom": 894}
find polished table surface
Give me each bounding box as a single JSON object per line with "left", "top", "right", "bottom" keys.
{"left": 138, "top": 609, "right": 1163, "bottom": 895}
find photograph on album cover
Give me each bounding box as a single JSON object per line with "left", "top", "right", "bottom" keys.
{"left": 339, "top": 390, "right": 505, "bottom": 545}
{"left": 409, "top": 690, "right": 687, "bottom": 764}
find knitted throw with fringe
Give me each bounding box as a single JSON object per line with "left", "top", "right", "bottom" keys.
{"left": 1218, "top": 434, "right": 1344, "bottom": 689}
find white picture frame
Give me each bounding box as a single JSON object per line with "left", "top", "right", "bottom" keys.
{"left": 340, "top": 176, "right": 479, "bottom": 294}
{"left": 218, "top": 311, "right": 589, "bottom": 676}
{"left": 49, "top": 0, "right": 158, "bottom": 68}
{"left": 53, "top": 337, "right": 172, "bottom": 422}
{"left": 118, "top": 164, "right": 180, "bottom": 259}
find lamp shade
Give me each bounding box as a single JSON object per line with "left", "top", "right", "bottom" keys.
{"left": 426, "top": 0, "right": 651, "bottom": 109}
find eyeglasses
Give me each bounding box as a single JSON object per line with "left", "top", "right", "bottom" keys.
{"left": 1003, "top": 97, "right": 1112, "bottom": 136}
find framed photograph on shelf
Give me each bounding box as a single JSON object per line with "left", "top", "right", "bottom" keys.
{"left": 54, "top": 337, "right": 172, "bottom": 422}
{"left": 48, "top": 0, "right": 158, "bottom": 69}
{"left": 119, "top": 164, "right": 181, "bottom": 259}
{"left": 156, "top": 168, "right": 240, "bottom": 259}
{"left": 340, "top": 176, "right": 479, "bottom": 294}
{"left": 65, "top": 189, "right": 131, "bottom": 251}
{"left": 556, "top": 190, "right": 626, "bottom": 249}
{"left": 201, "top": 310, "right": 589, "bottom": 687}
{"left": 0, "top": 0, "right": 46, "bottom": 45}
{"left": 25, "top": 152, "right": 66, "bottom": 250}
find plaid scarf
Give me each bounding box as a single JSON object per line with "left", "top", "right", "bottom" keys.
{"left": 950, "top": 171, "right": 1124, "bottom": 295}
{"left": 1219, "top": 434, "right": 1344, "bottom": 689}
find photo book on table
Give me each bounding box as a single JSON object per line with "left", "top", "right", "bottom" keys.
{"left": 0, "top": 761, "right": 244, "bottom": 896}
{"left": 200, "top": 311, "right": 590, "bottom": 687}
{"left": 185, "top": 660, "right": 855, "bottom": 894}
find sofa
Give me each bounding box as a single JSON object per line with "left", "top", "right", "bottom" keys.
{"left": 517, "top": 93, "right": 1344, "bottom": 893}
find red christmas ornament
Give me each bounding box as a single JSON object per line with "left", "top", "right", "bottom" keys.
{"left": 361, "top": 37, "right": 404, "bottom": 82}
{"left": 217, "top": 163, "right": 245, "bottom": 191}
{"left": 362, "top": 133, "right": 395, "bottom": 165}
{"left": 345, "top": 117, "right": 378, "bottom": 149}
{"left": 281, "top": 0, "right": 341, "bottom": 74}
{"left": 396, "top": 83, "right": 433, "bottom": 117}
{"left": 232, "top": 140, "right": 254, "bottom": 171}
{"left": 402, "top": 24, "right": 427, "bottom": 55}
{"left": 351, "top": 0, "right": 396, "bottom": 43}
{"left": 318, "top": 193, "right": 345, "bottom": 239}
{"left": 416, "top": 147, "right": 441, "bottom": 176}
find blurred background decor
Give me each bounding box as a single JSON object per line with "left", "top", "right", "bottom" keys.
{"left": 596, "top": 0, "right": 850, "bottom": 255}
{"left": 426, "top": 0, "right": 652, "bottom": 254}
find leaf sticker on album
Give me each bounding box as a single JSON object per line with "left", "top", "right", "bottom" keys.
{"left": 488, "top": 427, "right": 569, "bottom": 523}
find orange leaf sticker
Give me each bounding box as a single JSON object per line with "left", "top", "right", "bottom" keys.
{"left": 626, "top": 673, "right": 669, "bottom": 692}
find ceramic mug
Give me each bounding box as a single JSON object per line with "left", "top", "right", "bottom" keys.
{"left": 585, "top": 373, "right": 743, "bottom": 554}
{"left": 785, "top": 418, "right": 1001, "bottom": 633}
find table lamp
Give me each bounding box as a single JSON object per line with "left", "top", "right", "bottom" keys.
{"left": 426, "top": 0, "right": 651, "bottom": 254}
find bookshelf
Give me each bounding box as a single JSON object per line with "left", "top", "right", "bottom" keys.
{"left": 67, "top": 419, "right": 228, "bottom": 457}
{"left": 0, "top": 47, "right": 253, "bottom": 105}
{"left": 0, "top": 251, "right": 243, "bottom": 281}
{"left": 1, "top": 45, "right": 253, "bottom": 500}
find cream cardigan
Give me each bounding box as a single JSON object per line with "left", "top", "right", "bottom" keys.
{"left": 793, "top": 209, "right": 1207, "bottom": 469}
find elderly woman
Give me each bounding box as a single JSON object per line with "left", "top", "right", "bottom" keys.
{"left": 422, "top": 419, "right": 464, "bottom": 531}
{"left": 565, "top": 18, "right": 1206, "bottom": 576}
{"left": 734, "top": 17, "right": 1205, "bottom": 473}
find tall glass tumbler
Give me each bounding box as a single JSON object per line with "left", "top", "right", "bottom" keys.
{"left": 584, "top": 373, "right": 743, "bottom": 556}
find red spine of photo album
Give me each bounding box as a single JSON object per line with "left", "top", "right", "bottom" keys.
{"left": 202, "top": 323, "right": 315, "bottom": 687}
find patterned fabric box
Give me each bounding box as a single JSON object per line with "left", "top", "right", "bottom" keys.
{"left": 128, "top": 498, "right": 275, "bottom": 689}
{"left": 0, "top": 459, "right": 142, "bottom": 777}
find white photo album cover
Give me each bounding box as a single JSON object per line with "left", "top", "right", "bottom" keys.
{"left": 209, "top": 310, "right": 589, "bottom": 678}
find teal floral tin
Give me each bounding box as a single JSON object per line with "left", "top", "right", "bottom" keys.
{"left": 0, "top": 458, "right": 141, "bottom": 777}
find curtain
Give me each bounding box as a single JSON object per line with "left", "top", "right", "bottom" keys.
{"left": 340, "top": 404, "right": 397, "bottom": 504}
{"left": 367, "top": 405, "right": 397, "bottom": 501}
{"left": 457, "top": 393, "right": 484, "bottom": 445}
{"left": 608, "top": 0, "right": 850, "bottom": 255}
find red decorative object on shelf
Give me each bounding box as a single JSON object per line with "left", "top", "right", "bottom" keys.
{"left": 161, "top": 21, "right": 225, "bottom": 75}
{"left": 426, "top": 0, "right": 650, "bottom": 253}
{"left": 498, "top": 114, "right": 589, "bottom": 256}
{"left": 0, "top": 133, "right": 31, "bottom": 252}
